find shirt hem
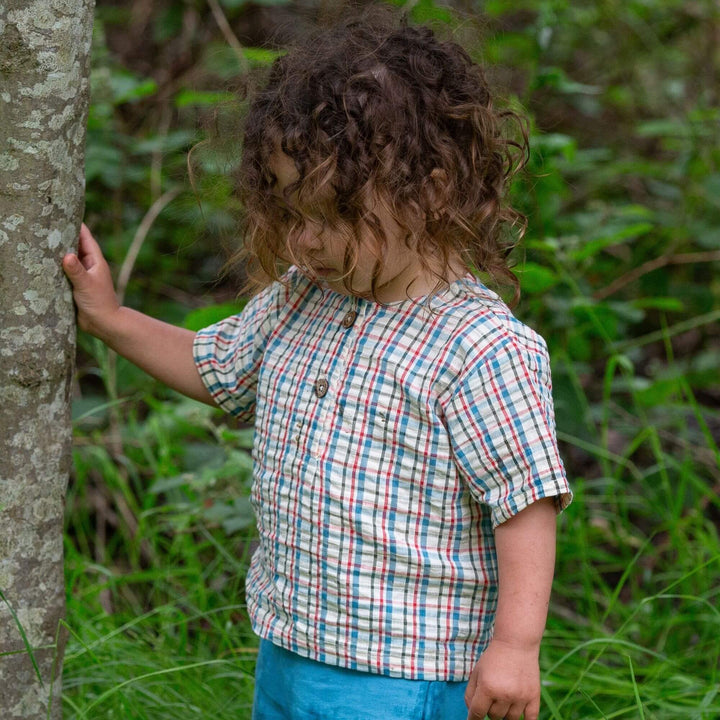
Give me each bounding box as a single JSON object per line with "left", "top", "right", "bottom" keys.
{"left": 250, "top": 619, "right": 487, "bottom": 682}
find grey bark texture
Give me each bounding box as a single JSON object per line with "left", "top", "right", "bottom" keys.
{"left": 0, "top": 0, "right": 93, "bottom": 717}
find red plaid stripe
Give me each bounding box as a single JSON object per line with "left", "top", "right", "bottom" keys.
{"left": 193, "top": 268, "right": 571, "bottom": 680}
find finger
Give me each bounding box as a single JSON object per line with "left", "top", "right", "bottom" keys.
{"left": 79, "top": 222, "right": 95, "bottom": 245}
{"left": 523, "top": 696, "right": 540, "bottom": 720}
{"left": 505, "top": 701, "right": 528, "bottom": 720}
{"left": 77, "top": 223, "right": 102, "bottom": 268}
{"left": 464, "top": 674, "right": 478, "bottom": 709}
{"left": 466, "top": 707, "right": 488, "bottom": 720}
{"left": 487, "top": 700, "right": 511, "bottom": 720}
{"left": 62, "top": 252, "right": 86, "bottom": 281}
{"left": 466, "top": 691, "right": 491, "bottom": 720}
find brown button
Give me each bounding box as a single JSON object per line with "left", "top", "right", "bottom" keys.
{"left": 314, "top": 378, "right": 329, "bottom": 398}
{"left": 341, "top": 310, "right": 357, "bottom": 328}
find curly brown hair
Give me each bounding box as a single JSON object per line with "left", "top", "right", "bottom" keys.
{"left": 235, "top": 6, "right": 529, "bottom": 303}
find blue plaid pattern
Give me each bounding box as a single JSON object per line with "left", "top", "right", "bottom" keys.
{"left": 194, "top": 268, "right": 571, "bottom": 681}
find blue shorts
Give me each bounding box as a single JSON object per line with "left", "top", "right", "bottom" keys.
{"left": 252, "top": 639, "right": 468, "bottom": 720}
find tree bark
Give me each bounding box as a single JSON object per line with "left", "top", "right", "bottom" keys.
{"left": 0, "top": 1, "right": 93, "bottom": 717}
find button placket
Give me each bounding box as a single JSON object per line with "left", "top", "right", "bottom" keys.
{"left": 337, "top": 298, "right": 364, "bottom": 397}
{"left": 293, "top": 419, "right": 303, "bottom": 444}
{"left": 311, "top": 299, "right": 364, "bottom": 451}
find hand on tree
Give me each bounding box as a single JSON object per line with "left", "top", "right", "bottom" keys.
{"left": 464, "top": 638, "right": 542, "bottom": 720}
{"left": 63, "top": 224, "right": 120, "bottom": 338}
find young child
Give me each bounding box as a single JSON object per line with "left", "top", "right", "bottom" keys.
{"left": 64, "top": 11, "right": 571, "bottom": 720}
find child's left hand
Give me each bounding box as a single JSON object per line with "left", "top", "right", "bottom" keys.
{"left": 464, "top": 638, "right": 541, "bottom": 720}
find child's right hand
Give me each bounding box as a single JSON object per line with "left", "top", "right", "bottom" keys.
{"left": 63, "top": 224, "right": 121, "bottom": 338}
{"left": 63, "top": 223, "right": 214, "bottom": 405}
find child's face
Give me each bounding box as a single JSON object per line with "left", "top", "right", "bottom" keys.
{"left": 270, "top": 152, "right": 434, "bottom": 303}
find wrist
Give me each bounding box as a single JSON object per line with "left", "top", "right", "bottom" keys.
{"left": 83, "top": 303, "right": 124, "bottom": 343}
{"left": 492, "top": 611, "right": 547, "bottom": 650}
{"left": 490, "top": 632, "right": 543, "bottom": 653}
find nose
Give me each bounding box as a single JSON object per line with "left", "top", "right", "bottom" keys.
{"left": 291, "top": 218, "right": 324, "bottom": 253}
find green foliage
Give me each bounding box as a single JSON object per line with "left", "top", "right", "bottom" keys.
{"left": 183, "top": 302, "right": 247, "bottom": 331}
{"left": 63, "top": 0, "right": 720, "bottom": 717}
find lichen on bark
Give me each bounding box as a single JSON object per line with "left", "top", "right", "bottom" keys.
{"left": 0, "top": 1, "right": 94, "bottom": 717}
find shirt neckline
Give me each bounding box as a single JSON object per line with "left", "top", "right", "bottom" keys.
{"left": 316, "top": 275, "right": 480, "bottom": 310}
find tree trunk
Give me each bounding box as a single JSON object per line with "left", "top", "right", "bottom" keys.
{"left": 0, "top": 1, "right": 94, "bottom": 717}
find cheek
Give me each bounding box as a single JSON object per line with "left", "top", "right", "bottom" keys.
{"left": 286, "top": 219, "right": 323, "bottom": 253}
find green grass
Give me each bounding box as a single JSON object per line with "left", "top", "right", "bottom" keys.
{"left": 59, "top": 356, "right": 720, "bottom": 719}
{"left": 542, "top": 392, "right": 720, "bottom": 719}
{"left": 62, "top": 397, "right": 259, "bottom": 718}
{"left": 62, "top": 597, "right": 257, "bottom": 719}
{"left": 58, "top": 0, "right": 720, "bottom": 715}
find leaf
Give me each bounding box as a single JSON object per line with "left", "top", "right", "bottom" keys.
{"left": 108, "top": 70, "right": 158, "bottom": 104}
{"left": 150, "top": 474, "right": 194, "bottom": 494}
{"left": 632, "top": 297, "right": 685, "bottom": 313}
{"left": 635, "top": 377, "right": 684, "bottom": 407}
{"left": 85, "top": 144, "right": 124, "bottom": 187}
{"left": 202, "top": 497, "right": 255, "bottom": 534}
{"left": 183, "top": 443, "right": 227, "bottom": 472}
{"left": 410, "top": 0, "right": 454, "bottom": 24}
{"left": 703, "top": 173, "right": 720, "bottom": 209}
{"left": 690, "top": 221, "right": 720, "bottom": 249}
{"left": 533, "top": 133, "right": 577, "bottom": 160}
{"left": 567, "top": 330, "right": 592, "bottom": 362}
{"left": 220, "top": 427, "right": 255, "bottom": 449}
{"left": 570, "top": 223, "right": 654, "bottom": 262}
{"left": 174, "top": 90, "right": 236, "bottom": 109}
{"left": 202, "top": 44, "right": 285, "bottom": 79}
{"left": 183, "top": 302, "right": 246, "bottom": 331}
{"left": 220, "top": 500, "right": 255, "bottom": 533}
{"left": 209, "top": 449, "right": 254, "bottom": 481}
{"left": 130, "top": 130, "right": 197, "bottom": 155}
{"left": 606, "top": 301, "right": 645, "bottom": 324}
{"left": 513, "top": 262, "right": 559, "bottom": 293}
{"left": 636, "top": 119, "right": 692, "bottom": 138}
{"left": 71, "top": 395, "right": 128, "bottom": 431}
{"left": 533, "top": 66, "right": 602, "bottom": 95}
{"left": 242, "top": 47, "right": 286, "bottom": 65}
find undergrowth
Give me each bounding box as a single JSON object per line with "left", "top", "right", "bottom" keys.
{"left": 60, "top": 0, "right": 719, "bottom": 717}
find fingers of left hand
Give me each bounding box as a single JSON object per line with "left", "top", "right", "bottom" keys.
{"left": 486, "top": 699, "right": 511, "bottom": 720}
{"left": 488, "top": 701, "right": 528, "bottom": 720}
{"left": 466, "top": 699, "right": 529, "bottom": 720}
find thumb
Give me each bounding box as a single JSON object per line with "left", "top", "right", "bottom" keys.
{"left": 62, "top": 253, "right": 86, "bottom": 284}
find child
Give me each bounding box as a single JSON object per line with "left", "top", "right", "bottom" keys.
{"left": 64, "top": 10, "right": 571, "bottom": 720}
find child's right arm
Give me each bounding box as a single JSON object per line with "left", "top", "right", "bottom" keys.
{"left": 63, "top": 224, "right": 215, "bottom": 406}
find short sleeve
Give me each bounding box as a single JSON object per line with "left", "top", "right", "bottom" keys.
{"left": 444, "top": 334, "right": 572, "bottom": 527}
{"left": 193, "top": 278, "right": 290, "bottom": 420}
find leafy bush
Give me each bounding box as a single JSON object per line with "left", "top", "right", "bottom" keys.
{"left": 65, "top": 1, "right": 720, "bottom": 717}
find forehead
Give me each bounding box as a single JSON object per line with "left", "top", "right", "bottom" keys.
{"left": 268, "top": 151, "right": 299, "bottom": 193}
{"left": 268, "top": 150, "right": 337, "bottom": 213}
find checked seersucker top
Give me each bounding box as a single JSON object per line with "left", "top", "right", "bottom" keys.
{"left": 193, "top": 267, "right": 572, "bottom": 681}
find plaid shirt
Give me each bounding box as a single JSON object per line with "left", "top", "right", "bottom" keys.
{"left": 193, "top": 268, "right": 571, "bottom": 681}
